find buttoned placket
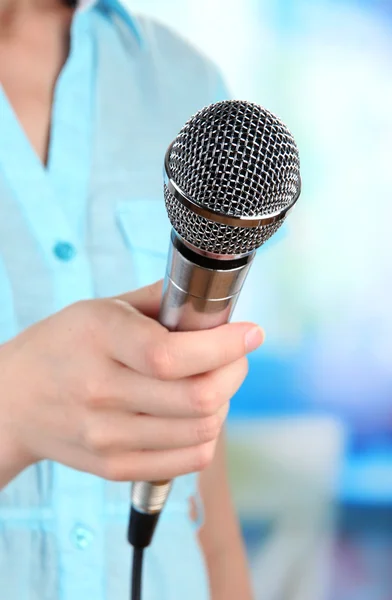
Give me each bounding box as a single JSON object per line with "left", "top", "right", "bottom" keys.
{"left": 0, "top": 9, "right": 106, "bottom": 600}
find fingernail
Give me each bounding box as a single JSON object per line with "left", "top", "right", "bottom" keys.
{"left": 245, "top": 326, "right": 264, "bottom": 353}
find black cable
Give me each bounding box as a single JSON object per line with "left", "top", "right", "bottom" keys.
{"left": 128, "top": 506, "right": 161, "bottom": 600}
{"left": 128, "top": 507, "right": 160, "bottom": 600}
{"left": 131, "top": 546, "right": 144, "bottom": 600}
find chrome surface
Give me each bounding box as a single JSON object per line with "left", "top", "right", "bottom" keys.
{"left": 131, "top": 480, "right": 173, "bottom": 515}
{"left": 179, "top": 235, "right": 254, "bottom": 261}
{"left": 131, "top": 233, "right": 255, "bottom": 515}
{"left": 163, "top": 100, "right": 301, "bottom": 255}
{"left": 164, "top": 148, "right": 300, "bottom": 228}
{"left": 159, "top": 232, "right": 254, "bottom": 331}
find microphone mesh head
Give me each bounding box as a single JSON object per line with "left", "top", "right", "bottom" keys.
{"left": 164, "top": 100, "right": 300, "bottom": 255}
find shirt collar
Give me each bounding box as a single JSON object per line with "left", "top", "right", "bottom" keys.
{"left": 78, "top": 0, "right": 143, "bottom": 47}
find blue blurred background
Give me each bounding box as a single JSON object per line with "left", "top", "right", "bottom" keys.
{"left": 129, "top": 1, "right": 392, "bottom": 597}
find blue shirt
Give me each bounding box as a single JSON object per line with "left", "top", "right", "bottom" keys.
{"left": 0, "top": 2, "right": 228, "bottom": 598}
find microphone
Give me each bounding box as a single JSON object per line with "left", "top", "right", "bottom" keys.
{"left": 128, "top": 100, "right": 301, "bottom": 549}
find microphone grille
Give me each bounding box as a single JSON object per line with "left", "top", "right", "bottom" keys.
{"left": 163, "top": 185, "right": 285, "bottom": 255}
{"left": 164, "top": 100, "right": 300, "bottom": 255}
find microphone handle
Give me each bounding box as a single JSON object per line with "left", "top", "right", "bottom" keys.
{"left": 131, "top": 230, "right": 254, "bottom": 520}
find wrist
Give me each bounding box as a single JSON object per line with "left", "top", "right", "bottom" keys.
{"left": 0, "top": 427, "right": 34, "bottom": 489}
{"left": 0, "top": 342, "right": 36, "bottom": 488}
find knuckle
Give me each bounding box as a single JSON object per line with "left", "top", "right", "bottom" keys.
{"left": 73, "top": 300, "right": 101, "bottom": 336}
{"left": 67, "top": 298, "right": 89, "bottom": 319}
{"left": 230, "top": 357, "right": 249, "bottom": 395}
{"left": 84, "top": 370, "right": 111, "bottom": 409}
{"left": 74, "top": 299, "right": 117, "bottom": 347}
{"left": 194, "top": 443, "right": 215, "bottom": 471}
{"left": 84, "top": 377, "right": 101, "bottom": 408}
{"left": 82, "top": 421, "right": 110, "bottom": 454}
{"left": 146, "top": 337, "right": 174, "bottom": 380}
{"left": 100, "top": 460, "right": 120, "bottom": 481}
{"left": 195, "top": 414, "right": 221, "bottom": 444}
{"left": 100, "top": 458, "right": 131, "bottom": 482}
{"left": 239, "top": 356, "right": 249, "bottom": 380}
{"left": 190, "top": 379, "right": 221, "bottom": 416}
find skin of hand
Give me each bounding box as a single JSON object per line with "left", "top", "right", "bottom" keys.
{"left": 0, "top": 281, "right": 264, "bottom": 488}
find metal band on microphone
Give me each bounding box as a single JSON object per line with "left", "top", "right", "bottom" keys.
{"left": 132, "top": 481, "right": 172, "bottom": 515}
{"left": 164, "top": 143, "right": 301, "bottom": 229}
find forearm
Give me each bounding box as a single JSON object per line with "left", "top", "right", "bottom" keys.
{"left": 198, "top": 430, "right": 254, "bottom": 600}
{"left": 200, "top": 514, "right": 253, "bottom": 600}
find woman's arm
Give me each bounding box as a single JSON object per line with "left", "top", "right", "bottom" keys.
{"left": 0, "top": 345, "right": 33, "bottom": 489}
{"left": 197, "top": 429, "right": 254, "bottom": 600}
{"left": 0, "top": 428, "right": 31, "bottom": 489}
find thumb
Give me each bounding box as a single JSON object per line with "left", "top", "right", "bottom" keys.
{"left": 114, "top": 280, "right": 164, "bottom": 319}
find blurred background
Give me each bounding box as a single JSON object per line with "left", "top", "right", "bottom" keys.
{"left": 128, "top": 1, "right": 392, "bottom": 598}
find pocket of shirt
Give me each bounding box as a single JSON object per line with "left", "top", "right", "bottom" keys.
{"left": 0, "top": 258, "right": 17, "bottom": 343}
{"left": 115, "top": 198, "right": 172, "bottom": 289}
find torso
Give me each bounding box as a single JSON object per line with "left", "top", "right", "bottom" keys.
{"left": 0, "top": 3, "right": 73, "bottom": 163}
{"left": 0, "top": 7, "right": 220, "bottom": 597}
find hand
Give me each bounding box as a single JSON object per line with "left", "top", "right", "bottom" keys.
{"left": 0, "top": 281, "right": 264, "bottom": 484}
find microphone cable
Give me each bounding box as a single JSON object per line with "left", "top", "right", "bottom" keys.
{"left": 131, "top": 546, "right": 144, "bottom": 600}
{"left": 128, "top": 505, "right": 161, "bottom": 600}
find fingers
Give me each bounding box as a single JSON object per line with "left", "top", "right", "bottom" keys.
{"left": 80, "top": 357, "right": 248, "bottom": 453}
{"left": 148, "top": 323, "right": 262, "bottom": 379}
{"left": 93, "top": 440, "right": 219, "bottom": 482}
{"left": 54, "top": 438, "right": 219, "bottom": 482}
{"left": 105, "top": 356, "right": 249, "bottom": 418}
{"left": 104, "top": 299, "right": 263, "bottom": 379}
{"left": 81, "top": 403, "right": 229, "bottom": 454}
{"left": 114, "top": 280, "right": 163, "bottom": 319}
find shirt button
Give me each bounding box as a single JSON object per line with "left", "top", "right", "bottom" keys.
{"left": 71, "top": 524, "right": 95, "bottom": 550}
{"left": 53, "top": 241, "right": 77, "bottom": 262}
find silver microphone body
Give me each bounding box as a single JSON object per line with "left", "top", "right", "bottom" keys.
{"left": 129, "top": 100, "right": 301, "bottom": 545}
{"left": 131, "top": 231, "right": 255, "bottom": 515}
